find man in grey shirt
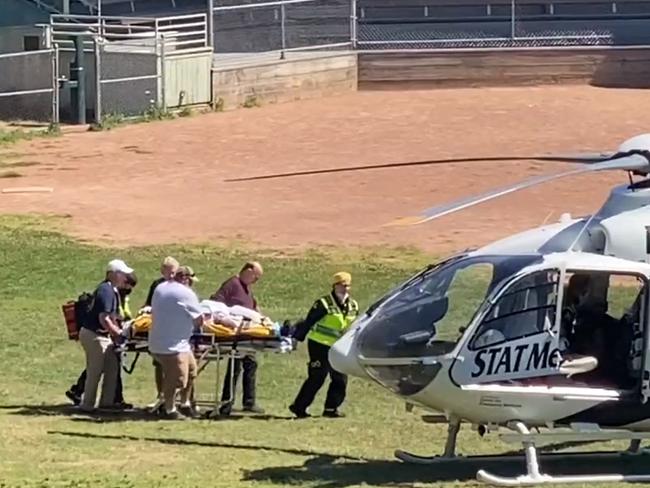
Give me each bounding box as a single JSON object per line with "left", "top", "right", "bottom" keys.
{"left": 150, "top": 265, "right": 205, "bottom": 420}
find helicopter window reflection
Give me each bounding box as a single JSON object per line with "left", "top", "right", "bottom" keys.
{"left": 470, "top": 270, "right": 560, "bottom": 350}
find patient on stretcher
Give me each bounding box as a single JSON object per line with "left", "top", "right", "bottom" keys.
{"left": 122, "top": 299, "right": 280, "bottom": 340}
{"left": 199, "top": 300, "right": 266, "bottom": 327}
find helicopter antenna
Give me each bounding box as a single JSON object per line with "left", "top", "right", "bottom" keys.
{"left": 567, "top": 211, "right": 599, "bottom": 254}
{"left": 540, "top": 211, "right": 554, "bottom": 226}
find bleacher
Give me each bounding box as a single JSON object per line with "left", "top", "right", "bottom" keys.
{"left": 79, "top": 0, "right": 207, "bottom": 16}
{"left": 19, "top": 0, "right": 650, "bottom": 22}
{"left": 357, "top": 0, "right": 650, "bottom": 23}
{"left": 19, "top": 0, "right": 207, "bottom": 16}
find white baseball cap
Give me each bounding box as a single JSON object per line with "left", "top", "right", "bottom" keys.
{"left": 107, "top": 259, "right": 134, "bottom": 274}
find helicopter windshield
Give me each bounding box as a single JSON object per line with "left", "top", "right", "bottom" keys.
{"left": 358, "top": 253, "right": 543, "bottom": 358}
{"left": 355, "top": 253, "right": 543, "bottom": 395}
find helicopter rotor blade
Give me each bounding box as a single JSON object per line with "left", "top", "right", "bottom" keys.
{"left": 223, "top": 153, "right": 614, "bottom": 183}
{"left": 384, "top": 153, "right": 650, "bottom": 227}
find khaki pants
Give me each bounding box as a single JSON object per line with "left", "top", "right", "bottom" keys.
{"left": 79, "top": 327, "right": 119, "bottom": 410}
{"left": 151, "top": 356, "right": 164, "bottom": 396}
{"left": 153, "top": 351, "right": 197, "bottom": 413}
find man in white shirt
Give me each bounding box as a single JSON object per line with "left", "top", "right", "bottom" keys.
{"left": 150, "top": 265, "right": 205, "bottom": 420}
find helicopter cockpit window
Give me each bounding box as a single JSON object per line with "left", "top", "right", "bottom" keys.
{"left": 355, "top": 254, "right": 543, "bottom": 396}
{"left": 470, "top": 270, "right": 560, "bottom": 350}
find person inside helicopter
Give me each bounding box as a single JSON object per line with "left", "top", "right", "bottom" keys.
{"left": 560, "top": 273, "right": 636, "bottom": 389}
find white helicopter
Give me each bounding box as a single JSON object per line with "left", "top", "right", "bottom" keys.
{"left": 228, "top": 134, "right": 650, "bottom": 486}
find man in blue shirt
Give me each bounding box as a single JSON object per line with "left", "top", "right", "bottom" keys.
{"left": 66, "top": 272, "right": 137, "bottom": 407}
{"left": 78, "top": 259, "right": 134, "bottom": 413}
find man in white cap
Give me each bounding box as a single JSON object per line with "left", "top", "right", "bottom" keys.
{"left": 78, "top": 258, "right": 134, "bottom": 413}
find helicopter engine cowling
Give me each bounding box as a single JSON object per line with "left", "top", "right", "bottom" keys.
{"left": 589, "top": 182, "right": 650, "bottom": 263}
{"left": 600, "top": 206, "right": 650, "bottom": 264}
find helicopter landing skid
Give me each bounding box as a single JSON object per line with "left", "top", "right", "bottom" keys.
{"left": 395, "top": 415, "right": 462, "bottom": 462}
{"left": 476, "top": 421, "right": 650, "bottom": 486}
{"left": 395, "top": 419, "right": 650, "bottom": 485}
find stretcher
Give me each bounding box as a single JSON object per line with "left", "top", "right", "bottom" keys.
{"left": 116, "top": 311, "right": 295, "bottom": 417}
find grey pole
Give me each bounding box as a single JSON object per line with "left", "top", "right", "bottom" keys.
{"left": 51, "top": 44, "right": 60, "bottom": 124}
{"left": 98, "top": 0, "right": 103, "bottom": 36}
{"left": 280, "top": 3, "right": 286, "bottom": 60}
{"left": 207, "top": 0, "right": 214, "bottom": 48}
{"left": 160, "top": 34, "right": 167, "bottom": 111}
{"left": 94, "top": 37, "right": 102, "bottom": 124}
{"left": 510, "top": 0, "right": 515, "bottom": 39}
{"left": 350, "top": 0, "right": 357, "bottom": 49}
{"left": 72, "top": 35, "right": 86, "bottom": 124}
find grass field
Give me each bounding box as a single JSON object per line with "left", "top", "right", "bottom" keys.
{"left": 2, "top": 214, "right": 649, "bottom": 488}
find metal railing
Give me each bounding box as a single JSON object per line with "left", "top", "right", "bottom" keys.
{"left": 49, "top": 13, "right": 209, "bottom": 53}
{"left": 25, "top": 0, "right": 64, "bottom": 14}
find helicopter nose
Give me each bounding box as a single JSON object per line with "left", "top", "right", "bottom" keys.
{"left": 329, "top": 327, "right": 368, "bottom": 379}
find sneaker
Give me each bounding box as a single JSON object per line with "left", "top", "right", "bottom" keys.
{"left": 98, "top": 402, "right": 132, "bottom": 411}
{"left": 77, "top": 404, "right": 96, "bottom": 414}
{"left": 113, "top": 401, "right": 134, "bottom": 410}
{"left": 65, "top": 389, "right": 81, "bottom": 405}
{"left": 243, "top": 404, "right": 265, "bottom": 414}
{"left": 323, "top": 409, "right": 345, "bottom": 418}
{"left": 161, "top": 410, "right": 188, "bottom": 421}
{"left": 179, "top": 405, "right": 201, "bottom": 419}
{"left": 219, "top": 403, "right": 232, "bottom": 416}
{"left": 289, "top": 404, "right": 311, "bottom": 419}
{"left": 146, "top": 395, "right": 163, "bottom": 410}
{"left": 147, "top": 397, "right": 164, "bottom": 412}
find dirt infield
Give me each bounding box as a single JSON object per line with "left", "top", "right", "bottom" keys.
{"left": 1, "top": 85, "right": 649, "bottom": 255}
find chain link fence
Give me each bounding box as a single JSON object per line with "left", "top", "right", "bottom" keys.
{"left": 211, "top": 0, "right": 354, "bottom": 56}
{"left": 95, "top": 38, "right": 161, "bottom": 120}
{"left": 354, "top": 0, "right": 650, "bottom": 49}
{"left": 0, "top": 49, "right": 58, "bottom": 123}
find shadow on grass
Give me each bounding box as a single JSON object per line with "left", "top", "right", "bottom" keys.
{"left": 0, "top": 403, "right": 293, "bottom": 423}
{"left": 48, "top": 430, "right": 364, "bottom": 461}
{"left": 243, "top": 452, "right": 650, "bottom": 487}
{"left": 47, "top": 429, "right": 650, "bottom": 486}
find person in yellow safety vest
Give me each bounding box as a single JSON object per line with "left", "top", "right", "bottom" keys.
{"left": 118, "top": 272, "right": 137, "bottom": 321}
{"left": 289, "top": 272, "right": 359, "bottom": 418}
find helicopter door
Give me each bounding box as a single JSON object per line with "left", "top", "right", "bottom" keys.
{"left": 451, "top": 268, "right": 562, "bottom": 386}
{"left": 639, "top": 284, "right": 650, "bottom": 403}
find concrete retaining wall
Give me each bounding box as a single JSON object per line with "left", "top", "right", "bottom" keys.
{"left": 211, "top": 51, "right": 357, "bottom": 110}
{"left": 357, "top": 47, "right": 650, "bottom": 89}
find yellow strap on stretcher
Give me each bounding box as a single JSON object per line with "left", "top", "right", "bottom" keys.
{"left": 129, "top": 312, "right": 275, "bottom": 339}
{"left": 202, "top": 321, "right": 274, "bottom": 338}
{"left": 132, "top": 314, "right": 152, "bottom": 333}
